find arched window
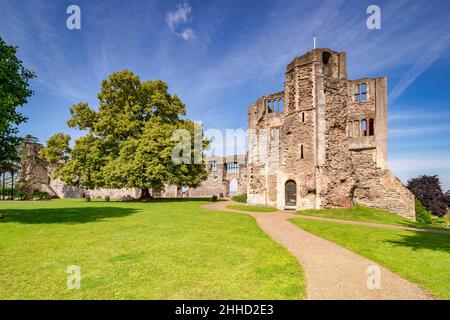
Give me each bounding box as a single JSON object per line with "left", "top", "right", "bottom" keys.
{"left": 285, "top": 180, "right": 297, "bottom": 206}
{"left": 360, "top": 83, "right": 367, "bottom": 101}
{"left": 362, "top": 119, "right": 367, "bottom": 136}
{"left": 354, "top": 120, "right": 360, "bottom": 137}
{"left": 348, "top": 121, "right": 353, "bottom": 138}
{"left": 369, "top": 118, "right": 375, "bottom": 136}
{"left": 355, "top": 83, "right": 368, "bottom": 102}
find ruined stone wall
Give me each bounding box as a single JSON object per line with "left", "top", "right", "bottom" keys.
{"left": 247, "top": 47, "right": 415, "bottom": 218}
{"left": 351, "top": 150, "right": 415, "bottom": 218}
{"left": 320, "top": 69, "right": 355, "bottom": 208}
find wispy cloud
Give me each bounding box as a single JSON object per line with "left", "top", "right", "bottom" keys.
{"left": 389, "top": 34, "right": 450, "bottom": 102}
{"left": 390, "top": 154, "right": 450, "bottom": 172}
{"left": 166, "top": 2, "right": 196, "bottom": 40}
{"left": 390, "top": 111, "right": 450, "bottom": 121}
{"left": 390, "top": 124, "right": 450, "bottom": 137}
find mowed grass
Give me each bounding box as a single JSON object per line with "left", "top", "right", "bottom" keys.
{"left": 0, "top": 200, "right": 304, "bottom": 299}
{"left": 227, "top": 205, "right": 278, "bottom": 213}
{"left": 290, "top": 219, "right": 450, "bottom": 300}
{"left": 296, "top": 205, "right": 446, "bottom": 230}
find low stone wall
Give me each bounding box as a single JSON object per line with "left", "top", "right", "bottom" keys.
{"left": 86, "top": 188, "right": 140, "bottom": 199}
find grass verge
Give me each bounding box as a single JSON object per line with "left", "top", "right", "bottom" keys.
{"left": 296, "top": 205, "right": 448, "bottom": 230}
{"left": 290, "top": 218, "right": 450, "bottom": 299}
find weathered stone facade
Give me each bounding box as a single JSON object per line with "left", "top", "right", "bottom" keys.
{"left": 28, "top": 155, "right": 248, "bottom": 200}
{"left": 247, "top": 48, "right": 415, "bottom": 219}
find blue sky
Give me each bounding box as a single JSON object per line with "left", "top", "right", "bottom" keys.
{"left": 1, "top": 0, "right": 450, "bottom": 190}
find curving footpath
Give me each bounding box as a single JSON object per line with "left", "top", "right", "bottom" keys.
{"left": 203, "top": 201, "right": 435, "bottom": 300}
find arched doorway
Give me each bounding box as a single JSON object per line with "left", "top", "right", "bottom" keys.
{"left": 229, "top": 178, "right": 238, "bottom": 196}
{"left": 285, "top": 180, "right": 297, "bottom": 207}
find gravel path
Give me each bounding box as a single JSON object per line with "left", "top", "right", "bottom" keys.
{"left": 203, "top": 201, "right": 435, "bottom": 300}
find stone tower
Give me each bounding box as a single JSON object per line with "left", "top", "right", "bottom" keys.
{"left": 247, "top": 48, "right": 415, "bottom": 219}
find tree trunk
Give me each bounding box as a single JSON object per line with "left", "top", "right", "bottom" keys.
{"left": 2, "top": 172, "right": 5, "bottom": 200}
{"left": 10, "top": 170, "right": 14, "bottom": 200}
{"left": 140, "top": 188, "right": 150, "bottom": 200}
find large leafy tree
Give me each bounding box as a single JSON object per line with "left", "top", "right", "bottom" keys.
{"left": 39, "top": 133, "right": 71, "bottom": 165}
{"left": 0, "top": 37, "right": 36, "bottom": 168}
{"left": 50, "top": 70, "right": 208, "bottom": 197}
{"left": 407, "top": 175, "right": 448, "bottom": 217}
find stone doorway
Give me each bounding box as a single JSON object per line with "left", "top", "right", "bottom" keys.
{"left": 285, "top": 180, "right": 297, "bottom": 207}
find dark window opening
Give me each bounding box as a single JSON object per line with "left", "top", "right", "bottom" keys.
{"left": 302, "top": 112, "right": 305, "bottom": 122}
{"left": 322, "top": 52, "right": 331, "bottom": 64}
{"left": 369, "top": 118, "right": 375, "bottom": 136}
{"left": 300, "top": 144, "right": 304, "bottom": 159}
{"left": 209, "top": 160, "right": 217, "bottom": 172}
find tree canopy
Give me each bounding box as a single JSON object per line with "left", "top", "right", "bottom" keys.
{"left": 407, "top": 175, "right": 448, "bottom": 217}
{"left": 47, "top": 70, "right": 208, "bottom": 197}
{"left": 0, "top": 37, "right": 35, "bottom": 169}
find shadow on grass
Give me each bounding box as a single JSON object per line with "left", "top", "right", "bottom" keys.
{"left": 128, "top": 197, "right": 214, "bottom": 203}
{"left": 1, "top": 207, "right": 139, "bottom": 224}
{"left": 385, "top": 231, "right": 450, "bottom": 254}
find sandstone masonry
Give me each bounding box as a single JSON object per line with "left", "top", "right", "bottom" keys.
{"left": 247, "top": 48, "right": 414, "bottom": 219}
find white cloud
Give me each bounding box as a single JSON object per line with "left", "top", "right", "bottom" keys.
{"left": 390, "top": 111, "right": 450, "bottom": 121}
{"left": 166, "top": 2, "right": 196, "bottom": 40}
{"left": 179, "top": 28, "right": 196, "bottom": 40}
{"left": 389, "top": 34, "right": 450, "bottom": 102}
{"left": 390, "top": 125, "right": 450, "bottom": 137}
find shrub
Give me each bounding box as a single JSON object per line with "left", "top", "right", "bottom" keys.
{"left": 33, "top": 191, "right": 50, "bottom": 201}
{"left": 15, "top": 191, "right": 26, "bottom": 200}
{"left": 415, "top": 199, "right": 433, "bottom": 224}
{"left": 407, "top": 175, "right": 448, "bottom": 217}
{"left": 232, "top": 194, "right": 247, "bottom": 203}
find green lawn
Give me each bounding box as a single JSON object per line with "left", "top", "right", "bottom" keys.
{"left": 290, "top": 219, "right": 450, "bottom": 300}
{"left": 227, "top": 205, "right": 278, "bottom": 213}
{"left": 296, "top": 205, "right": 447, "bottom": 230}
{"left": 0, "top": 199, "right": 304, "bottom": 299}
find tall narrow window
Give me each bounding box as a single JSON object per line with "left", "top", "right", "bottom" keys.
{"left": 227, "top": 162, "right": 239, "bottom": 174}
{"left": 302, "top": 112, "right": 305, "bottom": 122}
{"left": 369, "top": 118, "right": 375, "bottom": 136}
{"left": 360, "top": 83, "right": 367, "bottom": 101}
{"left": 267, "top": 101, "right": 273, "bottom": 113}
{"left": 355, "top": 83, "right": 368, "bottom": 102}
{"left": 355, "top": 85, "right": 360, "bottom": 102}
{"left": 354, "top": 120, "right": 360, "bottom": 137}
{"left": 209, "top": 161, "right": 217, "bottom": 172}
{"left": 362, "top": 119, "right": 367, "bottom": 136}
{"left": 300, "top": 144, "right": 304, "bottom": 159}
{"left": 348, "top": 121, "right": 353, "bottom": 138}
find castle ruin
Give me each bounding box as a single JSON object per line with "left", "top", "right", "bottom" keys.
{"left": 246, "top": 48, "right": 414, "bottom": 218}
{"left": 24, "top": 48, "right": 415, "bottom": 219}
